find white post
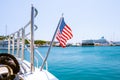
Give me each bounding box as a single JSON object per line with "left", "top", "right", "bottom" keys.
{"left": 30, "top": 5, "right": 35, "bottom": 73}
{"left": 22, "top": 28, "right": 25, "bottom": 61}
{"left": 8, "top": 36, "right": 11, "bottom": 54}
{"left": 12, "top": 34, "right": 15, "bottom": 55}
{"left": 16, "top": 31, "right": 20, "bottom": 58}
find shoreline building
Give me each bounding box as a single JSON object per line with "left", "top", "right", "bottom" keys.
{"left": 110, "top": 41, "right": 120, "bottom": 46}
{"left": 82, "top": 39, "right": 94, "bottom": 46}
{"left": 0, "top": 40, "right": 9, "bottom": 49}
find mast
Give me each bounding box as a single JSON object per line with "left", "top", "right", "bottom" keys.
{"left": 5, "top": 25, "right": 7, "bottom": 37}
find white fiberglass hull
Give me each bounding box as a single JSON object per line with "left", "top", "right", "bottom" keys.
{"left": 19, "top": 60, "right": 58, "bottom": 80}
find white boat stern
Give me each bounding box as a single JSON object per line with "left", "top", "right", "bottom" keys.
{"left": 22, "top": 69, "right": 58, "bottom": 80}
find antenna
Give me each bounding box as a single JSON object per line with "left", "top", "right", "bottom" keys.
{"left": 5, "top": 25, "right": 8, "bottom": 39}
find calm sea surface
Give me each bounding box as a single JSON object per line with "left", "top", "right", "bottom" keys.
{"left": 0, "top": 46, "right": 120, "bottom": 80}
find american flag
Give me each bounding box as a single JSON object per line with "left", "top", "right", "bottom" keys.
{"left": 56, "top": 17, "right": 73, "bottom": 48}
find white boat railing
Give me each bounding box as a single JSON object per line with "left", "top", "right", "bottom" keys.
{"left": 7, "top": 6, "right": 48, "bottom": 73}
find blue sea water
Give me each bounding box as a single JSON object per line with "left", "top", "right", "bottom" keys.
{"left": 0, "top": 46, "right": 120, "bottom": 80}
{"left": 37, "top": 46, "right": 120, "bottom": 80}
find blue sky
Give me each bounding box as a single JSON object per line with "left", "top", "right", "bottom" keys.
{"left": 0, "top": 0, "right": 120, "bottom": 43}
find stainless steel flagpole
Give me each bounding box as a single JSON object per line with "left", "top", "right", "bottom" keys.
{"left": 40, "top": 14, "right": 63, "bottom": 71}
